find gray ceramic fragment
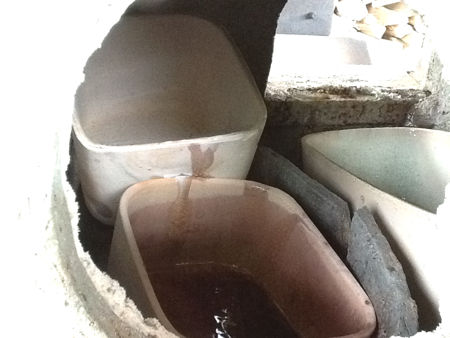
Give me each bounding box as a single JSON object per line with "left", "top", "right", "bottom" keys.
{"left": 248, "top": 146, "right": 351, "bottom": 258}
{"left": 347, "top": 207, "right": 419, "bottom": 338}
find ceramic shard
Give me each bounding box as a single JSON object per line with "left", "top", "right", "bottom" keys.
{"left": 248, "top": 146, "right": 351, "bottom": 258}
{"left": 347, "top": 207, "right": 419, "bottom": 338}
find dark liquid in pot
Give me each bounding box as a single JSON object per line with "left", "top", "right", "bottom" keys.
{"left": 149, "top": 263, "right": 299, "bottom": 338}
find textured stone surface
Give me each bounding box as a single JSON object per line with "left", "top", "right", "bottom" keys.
{"left": 265, "top": 86, "right": 426, "bottom": 129}
{"left": 410, "top": 54, "right": 450, "bottom": 130}
{"left": 347, "top": 207, "right": 419, "bottom": 338}
{"left": 248, "top": 146, "right": 351, "bottom": 258}
{"left": 261, "top": 86, "right": 428, "bottom": 163}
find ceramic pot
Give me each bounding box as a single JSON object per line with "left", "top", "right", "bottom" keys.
{"left": 108, "top": 177, "right": 376, "bottom": 337}
{"left": 72, "top": 15, "right": 266, "bottom": 224}
{"left": 302, "top": 127, "right": 450, "bottom": 328}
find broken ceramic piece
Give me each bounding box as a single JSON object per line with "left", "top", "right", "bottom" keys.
{"left": 302, "top": 127, "right": 450, "bottom": 329}
{"left": 248, "top": 146, "right": 351, "bottom": 258}
{"left": 72, "top": 15, "right": 266, "bottom": 224}
{"left": 347, "top": 207, "right": 419, "bottom": 337}
{"left": 108, "top": 178, "right": 376, "bottom": 337}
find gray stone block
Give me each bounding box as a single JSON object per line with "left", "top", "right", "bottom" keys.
{"left": 248, "top": 146, "right": 351, "bottom": 258}
{"left": 276, "top": 0, "right": 334, "bottom": 35}
{"left": 347, "top": 207, "right": 419, "bottom": 338}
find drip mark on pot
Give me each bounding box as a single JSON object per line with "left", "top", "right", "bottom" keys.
{"left": 169, "top": 176, "right": 193, "bottom": 240}
{"left": 189, "top": 143, "right": 218, "bottom": 177}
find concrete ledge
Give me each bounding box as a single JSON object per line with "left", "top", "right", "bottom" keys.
{"left": 261, "top": 85, "right": 429, "bottom": 163}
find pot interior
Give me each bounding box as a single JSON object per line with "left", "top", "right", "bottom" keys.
{"left": 303, "top": 128, "right": 450, "bottom": 213}
{"left": 75, "top": 15, "right": 264, "bottom": 146}
{"left": 126, "top": 179, "right": 374, "bottom": 337}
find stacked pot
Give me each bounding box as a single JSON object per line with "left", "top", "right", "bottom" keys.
{"left": 73, "top": 15, "right": 267, "bottom": 225}
{"left": 73, "top": 14, "right": 377, "bottom": 338}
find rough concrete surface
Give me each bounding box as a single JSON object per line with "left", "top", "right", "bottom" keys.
{"left": 2, "top": 1, "right": 175, "bottom": 337}
{"left": 248, "top": 146, "right": 351, "bottom": 258}
{"left": 347, "top": 207, "right": 419, "bottom": 338}
{"left": 403, "top": 1, "right": 450, "bottom": 131}
{"left": 266, "top": 86, "right": 427, "bottom": 128}
{"left": 409, "top": 54, "right": 450, "bottom": 130}
{"left": 262, "top": 85, "right": 429, "bottom": 163}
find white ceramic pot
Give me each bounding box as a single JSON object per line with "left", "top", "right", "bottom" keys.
{"left": 73, "top": 15, "right": 266, "bottom": 224}
{"left": 302, "top": 127, "right": 450, "bottom": 328}
{"left": 108, "top": 177, "right": 376, "bottom": 337}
